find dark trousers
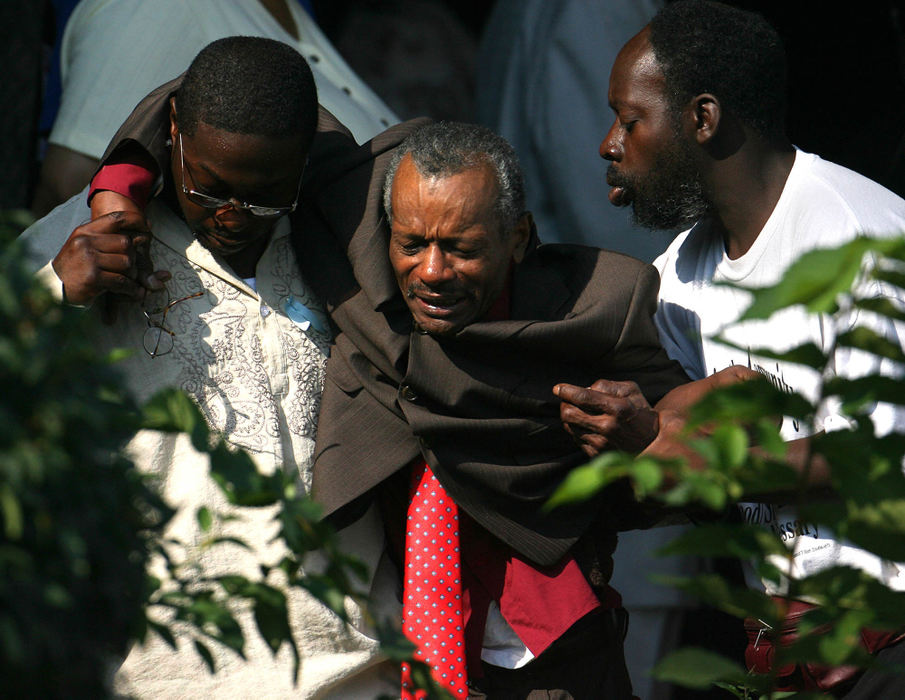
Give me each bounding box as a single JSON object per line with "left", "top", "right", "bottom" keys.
{"left": 467, "top": 608, "right": 635, "bottom": 700}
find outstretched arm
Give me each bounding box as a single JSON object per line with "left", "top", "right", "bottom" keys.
{"left": 554, "top": 366, "right": 759, "bottom": 459}
{"left": 555, "top": 366, "right": 831, "bottom": 489}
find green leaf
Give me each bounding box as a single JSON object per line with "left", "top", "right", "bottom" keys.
{"left": 652, "top": 647, "right": 746, "bottom": 689}
{"left": 730, "top": 455, "right": 800, "bottom": 497}
{"left": 631, "top": 457, "right": 664, "bottom": 494}
{"left": 824, "top": 375, "right": 905, "bottom": 410}
{"left": 854, "top": 295, "right": 905, "bottom": 323}
{"left": 657, "top": 522, "right": 788, "bottom": 561}
{"left": 752, "top": 417, "right": 787, "bottom": 458}
{"left": 872, "top": 265, "right": 905, "bottom": 290}
{"left": 0, "top": 484, "right": 23, "bottom": 540}
{"left": 216, "top": 575, "right": 252, "bottom": 596}
{"left": 278, "top": 498, "right": 334, "bottom": 555}
{"left": 206, "top": 536, "right": 253, "bottom": 551}
{"left": 250, "top": 585, "right": 292, "bottom": 654}
{"left": 196, "top": 506, "right": 213, "bottom": 533}
{"left": 686, "top": 377, "right": 814, "bottom": 431}
{"left": 711, "top": 337, "right": 829, "bottom": 371}
{"left": 300, "top": 575, "right": 349, "bottom": 620}
{"left": 844, "top": 500, "right": 905, "bottom": 561}
{"left": 194, "top": 639, "right": 216, "bottom": 674}
{"left": 177, "top": 596, "right": 244, "bottom": 656}
{"left": 813, "top": 432, "right": 905, "bottom": 505}
{"left": 376, "top": 626, "right": 418, "bottom": 661}
{"left": 712, "top": 424, "right": 750, "bottom": 469}
{"left": 662, "top": 471, "right": 728, "bottom": 511}
{"left": 545, "top": 452, "right": 632, "bottom": 509}
{"left": 207, "top": 442, "right": 281, "bottom": 507}
{"left": 105, "top": 347, "right": 135, "bottom": 364}
{"left": 732, "top": 235, "right": 905, "bottom": 321}
{"left": 657, "top": 573, "right": 778, "bottom": 622}
{"left": 794, "top": 567, "right": 905, "bottom": 630}
{"left": 818, "top": 610, "right": 871, "bottom": 665}
{"left": 147, "top": 620, "right": 178, "bottom": 650}
{"left": 141, "top": 388, "right": 210, "bottom": 451}
{"left": 836, "top": 326, "right": 905, "bottom": 363}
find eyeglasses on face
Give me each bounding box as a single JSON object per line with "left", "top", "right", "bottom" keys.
{"left": 178, "top": 133, "right": 302, "bottom": 218}
{"left": 141, "top": 287, "right": 204, "bottom": 358}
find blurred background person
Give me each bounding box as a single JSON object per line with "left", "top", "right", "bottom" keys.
{"left": 476, "top": 0, "right": 671, "bottom": 262}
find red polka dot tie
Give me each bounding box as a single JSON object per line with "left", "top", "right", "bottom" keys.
{"left": 401, "top": 461, "right": 468, "bottom": 698}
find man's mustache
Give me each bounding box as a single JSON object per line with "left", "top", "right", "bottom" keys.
{"left": 406, "top": 281, "right": 459, "bottom": 298}
{"left": 606, "top": 163, "right": 632, "bottom": 189}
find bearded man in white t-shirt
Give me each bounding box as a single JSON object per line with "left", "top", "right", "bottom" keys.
{"left": 555, "top": 0, "right": 905, "bottom": 696}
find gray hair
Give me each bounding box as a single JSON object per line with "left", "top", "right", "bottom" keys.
{"left": 382, "top": 121, "right": 526, "bottom": 233}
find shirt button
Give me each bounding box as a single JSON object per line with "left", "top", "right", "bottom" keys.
{"left": 309, "top": 54, "right": 320, "bottom": 63}
{"left": 260, "top": 304, "right": 271, "bottom": 318}
{"left": 400, "top": 384, "right": 418, "bottom": 402}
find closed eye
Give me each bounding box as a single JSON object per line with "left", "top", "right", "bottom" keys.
{"left": 394, "top": 237, "right": 425, "bottom": 254}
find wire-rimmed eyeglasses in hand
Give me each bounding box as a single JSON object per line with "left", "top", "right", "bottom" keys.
{"left": 142, "top": 288, "right": 203, "bottom": 358}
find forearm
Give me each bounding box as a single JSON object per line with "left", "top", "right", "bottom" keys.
{"left": 638, "top": 368, "right": 759, "bottom": 464}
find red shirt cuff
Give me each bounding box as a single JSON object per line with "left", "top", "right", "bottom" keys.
{"left": 88, "top": 162, "right": 155, "bottom": 209}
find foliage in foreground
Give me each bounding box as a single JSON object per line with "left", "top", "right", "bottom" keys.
{"left": 0, "top": 226, "right": 160, "bottom": 695}
{"left": 550, "top": 234, "right": 905, "bottom": 698}
{"left": 0, "top": 217, "right": 446, "bottom": 697}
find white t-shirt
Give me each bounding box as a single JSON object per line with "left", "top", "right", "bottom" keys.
{"left": 654, "top": 149, "right": 905, "bottom": 594}
{"left": 50, "top": 0, "right": 399, "bottom": 158}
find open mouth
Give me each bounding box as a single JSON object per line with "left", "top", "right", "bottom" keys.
{"left": 606, "top": 168, "right": 633, "bottom": 207}
{"left": 409, "top": 290, "right": 465, "bottom": 318}
{"left": 608, "top": 185, "right": 631, "bottom": 207}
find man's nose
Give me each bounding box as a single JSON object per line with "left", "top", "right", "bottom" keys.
{"left": 600, "top": 122, "right": 622, "bottom": 161}
{"left": 419, "top": 245, "right": 455, "bottom": 285}
{"left": 214, "top": 202, "right": 252, "bottom": 229}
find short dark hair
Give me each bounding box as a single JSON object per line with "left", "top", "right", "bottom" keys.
{"left": 649, "top": 0, "right": 788, "bottom": 140}
{"left": 175, "top": 36, "right": 318, "bottom": 149}
{"left": 383, "top": 121, "right": 526, "bottom": 233}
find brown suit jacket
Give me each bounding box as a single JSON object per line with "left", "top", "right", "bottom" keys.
{"left": 100, "top": 82, "right": 688, "bottom": 569}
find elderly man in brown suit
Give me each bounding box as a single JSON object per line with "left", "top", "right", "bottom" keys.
{"left": 292, "top": 119, "right": 690, "bottom": 698}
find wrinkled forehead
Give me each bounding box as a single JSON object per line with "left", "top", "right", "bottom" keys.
{"left": 390, "top": 157, "right": 507, "bottom": 235}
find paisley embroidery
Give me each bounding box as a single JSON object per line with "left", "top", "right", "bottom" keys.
{"left": 116, "top": 230, "right": 330, "bottom": 488}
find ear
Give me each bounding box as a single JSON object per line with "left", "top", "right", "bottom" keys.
{"left": 509, "top": 212, "right": 534, "bottom": 264}
{"left": 168, "top": 96, "right": 178, "bottom": 142}
{"left": 689, "top": 93, "right": 720, "bottom": 146}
